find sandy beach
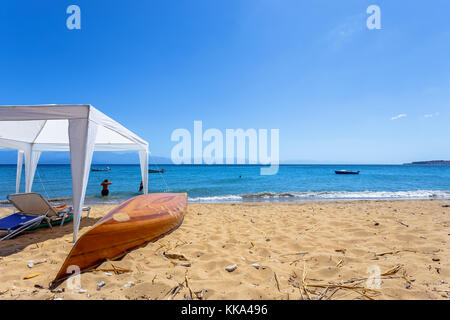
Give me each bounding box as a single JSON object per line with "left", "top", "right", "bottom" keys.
{"left": 0, "top": 200, "right": 448, "bottom": 300}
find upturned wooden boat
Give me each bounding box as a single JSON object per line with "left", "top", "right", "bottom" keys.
{"left": 51, "top": 193, "right": 187, "bottom": 287}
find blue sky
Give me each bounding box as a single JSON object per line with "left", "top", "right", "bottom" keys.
{"left": 0, "top": 0, "right": 449, "bottom": 164}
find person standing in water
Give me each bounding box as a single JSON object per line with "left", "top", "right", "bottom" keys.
{"left": 101, "top": 179, "right": 112, "bottom": 196}
{"left": 139, "top": 181, "right": 143, "bottom": 192}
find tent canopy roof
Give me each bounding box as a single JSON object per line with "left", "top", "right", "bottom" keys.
{"left": 0, "top": 104, "right": 149, "bottom": 242}
{"left": 0, "top": 105, "right": 148, "bottom": 151}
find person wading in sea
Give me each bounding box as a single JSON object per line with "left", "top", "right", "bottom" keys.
{"left": 101, "top": 179, "right": 112, "bottom": 196}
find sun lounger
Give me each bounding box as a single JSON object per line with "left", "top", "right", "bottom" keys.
{"left": 0, "top": 193, "right": 90, "bottom": 242}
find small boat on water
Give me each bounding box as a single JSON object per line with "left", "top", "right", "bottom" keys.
{"left": 335, "top": 170, "right": 360, "bottom": 175}
{"left": 51, "top": 193, "right": 187, "bottom": 287}
{"left": 91, "top": 167, "right": 110, "bottom": 172}
{"left": 149, "top": 168, "right": 165, "bottom": 173}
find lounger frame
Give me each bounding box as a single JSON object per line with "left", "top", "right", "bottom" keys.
{"left": 0, "top": 193, "right": 84, "bottom": 242}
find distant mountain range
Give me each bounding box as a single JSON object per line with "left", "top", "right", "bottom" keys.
{"left": 403, "top": 160, "right": 450, "bottom": 165}
{"left": 1, "top": 149, "right": 449, "bottom": 165}
{"left": 0, "top": 150, "right": 173, "bottom": 165}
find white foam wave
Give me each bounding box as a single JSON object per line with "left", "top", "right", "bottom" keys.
{"left": 188, "top": 190, "right": 450, "bottom": 202}
{"left": 188, "top": 194, "right": 243, "bottom": 202}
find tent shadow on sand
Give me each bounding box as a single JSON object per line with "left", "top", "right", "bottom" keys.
{"left": 0, "top": 214, "right": 102, "bottom": 257}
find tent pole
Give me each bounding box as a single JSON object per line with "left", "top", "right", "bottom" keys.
{"left": 16, "top": 150, "right": 24, "bottom": 194}
{"left": 139, "top": 149, "right": 149, "bottom": 194}
{"left": 24, "top": 146, "right": 41, "bottom": 193}
{"left": 69, "top": 118, "right": 98, "bottom": 242}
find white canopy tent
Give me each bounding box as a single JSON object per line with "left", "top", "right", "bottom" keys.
{"left": 0, "top": 105, "right": 149, "bottom": 242}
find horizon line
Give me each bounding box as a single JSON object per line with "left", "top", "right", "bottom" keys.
{"left": 0, "top": 162, "right": 432, "bottom": 166}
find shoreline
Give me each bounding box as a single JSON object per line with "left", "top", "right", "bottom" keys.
{"left": 1, "top": 193, "right": 450, "bottom": 206}
{"left": 1, "top": 198, "right": 449, "bottom": 207}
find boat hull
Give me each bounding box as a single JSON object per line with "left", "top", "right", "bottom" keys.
{"left": 335, "top": 170, "right": 360, "bottom": 175}
{"left": 51, "top": 193, "right": 187, "bottom": 287}
{"left": 149, "top": 169, "right": 165, "bottom": 173}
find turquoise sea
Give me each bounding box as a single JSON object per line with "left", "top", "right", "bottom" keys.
{"left": 1, "top": 164, "right": 450, "bottom": 204}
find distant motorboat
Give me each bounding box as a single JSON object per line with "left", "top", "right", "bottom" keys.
{"left": 149, "top": 168, "right": 165, "bottom": 173}
{"left": 335, "top": 170, "right": 360, "bottom": 175}
{"left": 91, "top": 167, "right": 111, "bottom": 172}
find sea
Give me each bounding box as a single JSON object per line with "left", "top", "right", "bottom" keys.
{"left": 1, "top": 164, "right": 450, "bottom": 204}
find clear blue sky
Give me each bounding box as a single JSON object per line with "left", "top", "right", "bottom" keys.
{"left": 0, "top": 0, "right": 449, "bottom": 164}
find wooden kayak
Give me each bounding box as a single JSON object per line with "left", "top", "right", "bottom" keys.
{"left": 51, "top": 193, "right": 187, "bottom": 287}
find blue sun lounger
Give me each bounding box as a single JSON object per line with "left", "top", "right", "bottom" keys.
{"left": 0, "top": 193, "right": 78, "bottom": 242}
{"left": 0, "top": 213, "right": 45, "bottom": 238}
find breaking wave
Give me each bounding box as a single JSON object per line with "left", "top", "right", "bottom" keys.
{"left": 188, "top": 190, "right": 450, "bottom": 202}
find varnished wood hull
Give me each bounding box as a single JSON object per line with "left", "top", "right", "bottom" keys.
{"left": 51, "top": 193, "right": 187, "bottom": 287}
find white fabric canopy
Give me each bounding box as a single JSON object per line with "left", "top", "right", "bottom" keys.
{"left": 0, "top": 105, "right": 149, "bottom": 241}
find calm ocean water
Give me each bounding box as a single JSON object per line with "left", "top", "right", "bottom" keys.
{"left": 1, "top": 164, "right": 450, "bottom": 204}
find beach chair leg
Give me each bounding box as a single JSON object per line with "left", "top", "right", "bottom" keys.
{"left": 85, "top": 207, "right": 91, "bottom": 218}
{"left": 45, "top": 218, "right": 53, "bottom": 229}
{"left": 0, "top": 232, "right": 15, "bottom": 242}
{"left": 60, "top": 212, "right": 68, "bottom": 227}
{"left": 0, "top": 232, "right": 14, "bottom": 242}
